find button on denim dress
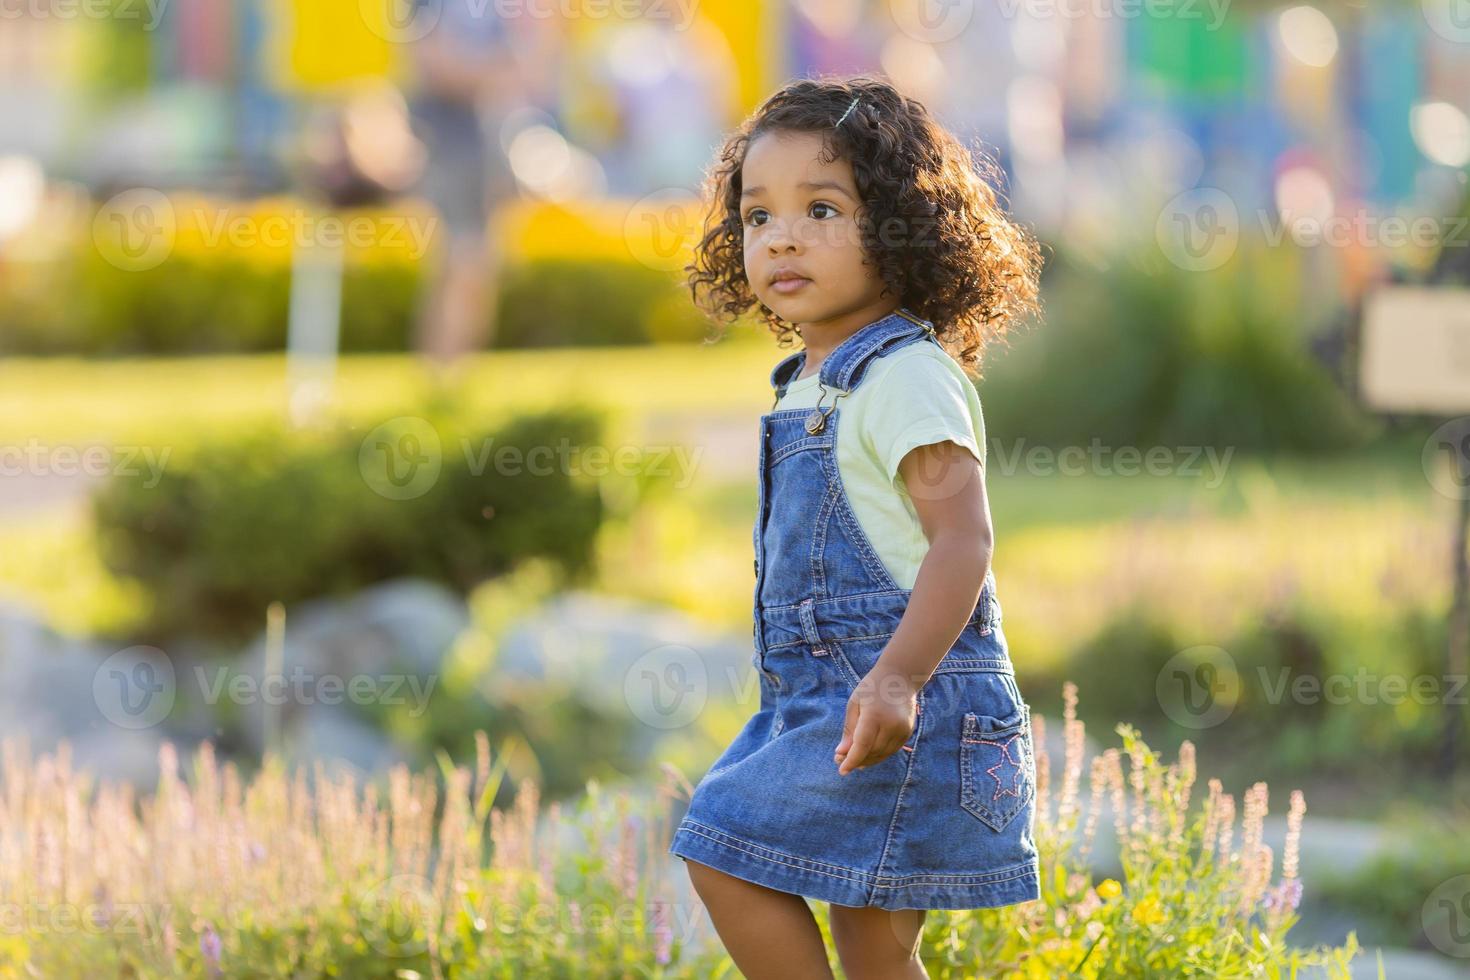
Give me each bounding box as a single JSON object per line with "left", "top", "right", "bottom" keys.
{"left": 669, "top": 310, "right": 1041, "bottom": 910}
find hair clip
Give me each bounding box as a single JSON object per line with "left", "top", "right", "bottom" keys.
{"left": 836, "top": 96, "right": 861, "bottom": 127}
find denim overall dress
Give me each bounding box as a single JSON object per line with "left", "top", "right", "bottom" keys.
{"left": 668, "top": 309, "right": 1040, "bottom": 911}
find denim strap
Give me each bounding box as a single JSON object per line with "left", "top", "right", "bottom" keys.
{"left": 767, "top": 308, "right": 938, "bottom": 402}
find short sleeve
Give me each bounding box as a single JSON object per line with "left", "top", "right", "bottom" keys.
{"left": 861, "top": 351, "right": 985, "bottom": 488}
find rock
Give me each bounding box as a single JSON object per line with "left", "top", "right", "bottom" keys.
{"left": 488, "top": 591, "right": 758, "bottom": 782}
{"left": 493, "top": 590, "right": 753, "bottom": 712}
{"left": 351, "top": 577, "right": 470, "bottom": 676}
{"left": 234, "top": 577, "right": 464, "bottom": 769}
{"left": 0, "top": 578, "right": 464, "bottom": 788}
{"left": 278, "top": 708, "right": 412, "bottom": 779}
{"left": 0, "top": 601, "right": 168, "bottom": 790}
{"left": 63, "top": 727, "right": 171, "bottom": 792}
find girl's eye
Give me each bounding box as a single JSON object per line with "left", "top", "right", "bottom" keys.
{"left": 744, "top": 208, "right": 769, "bottom": 227}
{"left": 809, "top": 202, "right": 839, "bottom": 219}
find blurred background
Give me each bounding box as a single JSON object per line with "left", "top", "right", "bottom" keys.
{"left": 1, "top": 0, "right": 1469, "bottom": 974}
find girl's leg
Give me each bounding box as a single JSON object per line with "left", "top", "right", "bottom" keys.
{"left": 828, "top": 904, "right": 928, "bottom": 980}
{"left": 684, "top": 860, "right": 835, "bottom": 979}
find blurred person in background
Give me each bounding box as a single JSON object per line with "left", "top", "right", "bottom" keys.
{"left": 408, "top": 0, "right": 557, "bottom": 368}
{"left": 571, "top": 2, "right": 737, "bottom": 193}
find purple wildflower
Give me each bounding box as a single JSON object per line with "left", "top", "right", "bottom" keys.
{"left": 650, "top": 900, "right": 673, "bottom": 965}
{"left": 1263, "top": 878, "right": 1304, "bottom": 913}
{"left": 199, "top": 923, "right": 223, "bottom": 976}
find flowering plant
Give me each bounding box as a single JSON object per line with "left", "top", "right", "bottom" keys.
{"left": 910, "top": 683, "right": 1364, "bottom": 978}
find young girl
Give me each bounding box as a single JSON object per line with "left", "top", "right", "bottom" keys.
{"left": 667, "top": 75, "right": 1045, "bottom": 978}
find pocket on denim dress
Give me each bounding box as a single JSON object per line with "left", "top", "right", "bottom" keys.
{"left": 958, "top": 703, "right": 1034, "bottom": 832}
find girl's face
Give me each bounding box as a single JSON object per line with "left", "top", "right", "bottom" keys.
{"left": 740, "top": 129, "right": 889, "bottom": 328}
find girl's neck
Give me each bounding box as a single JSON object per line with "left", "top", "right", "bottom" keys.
{"left": 794, "top": 299, "right": 901, "bottom": 379}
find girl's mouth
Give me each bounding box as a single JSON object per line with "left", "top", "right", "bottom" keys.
{"left": 770, "top": 276, "right": 812, "bottom": 295}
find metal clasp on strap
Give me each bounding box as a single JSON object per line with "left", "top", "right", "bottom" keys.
{"left": 893, "top": 307, "right": 937, "bottom": 336}
{"left": 803, "top": 381, "right": 848, "bottom": 434}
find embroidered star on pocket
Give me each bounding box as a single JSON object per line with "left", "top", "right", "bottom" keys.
{"left": 959, "top": 708, "right": 1034, "bottom": 832}
{"left": 980, "top": 733, "right": 1025, "bottom": 800}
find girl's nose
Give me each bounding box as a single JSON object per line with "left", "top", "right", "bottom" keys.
{"left": 765, "top": 220, "right": 800, "bottom": 254}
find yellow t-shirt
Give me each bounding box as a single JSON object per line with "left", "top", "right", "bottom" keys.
{"left": 772, "top": 339, "right": 987, "bottom": 591}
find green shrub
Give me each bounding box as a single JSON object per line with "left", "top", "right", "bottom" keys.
{"left": 1, "top": 190, "right": 428, "bottom": 357}
{"left": 0, "top": 252, "right": 421, "bottom": 357}
{"left": 92, "top": 254, "right": 416, "bottom": 356}
{"left": 1047, "top": 602, "right": 1462, "bottom": 783}
{"left": 492, "top": 257, "right": 714, "bottom": 348}
{"left": 1031, "top": 606, "right": 1182, "bottom": 733}
{"left": 76, "top": 252, "right": 291, "bottom": 354}
{"left": 91, "top": 407, "right": 608, "bottom": 641}
{"left": 980, "top": 245, "right": 1375, "bottom": 453}
{"left": 2, "top": 247, "right": 719, "bottom": 356}
{"left": 1219, "top": 605, "right": 1454, "bottom": 775}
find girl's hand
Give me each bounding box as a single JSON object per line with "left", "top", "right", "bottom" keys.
{"left": 834, "top": 669, "right": 919, "bottom": 775}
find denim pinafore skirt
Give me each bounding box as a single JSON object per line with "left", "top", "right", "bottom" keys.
{"left": 668, "top": 310, "right": 1041, "bottom": 911}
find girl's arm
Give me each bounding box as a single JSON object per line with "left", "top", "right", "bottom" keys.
{"left": 834, "top": 439, "right": 992, "bottom": 774}
{"left": 887, "top": 438, "right": 994, "bottom": 686}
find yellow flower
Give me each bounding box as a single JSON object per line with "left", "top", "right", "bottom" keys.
{"left": 1096, "top": 878, "right": 1122, "bottom": 900}
{"left": 1131, "top": 893, "right": 1166, "bottom": 926}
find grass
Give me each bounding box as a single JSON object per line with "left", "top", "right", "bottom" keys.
{"left": 0, "top": 340, "right": 776, "bottom": 448}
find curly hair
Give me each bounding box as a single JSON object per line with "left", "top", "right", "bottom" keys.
{"left": 686, "top": 74, "right": 1046, "bottom": 376}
